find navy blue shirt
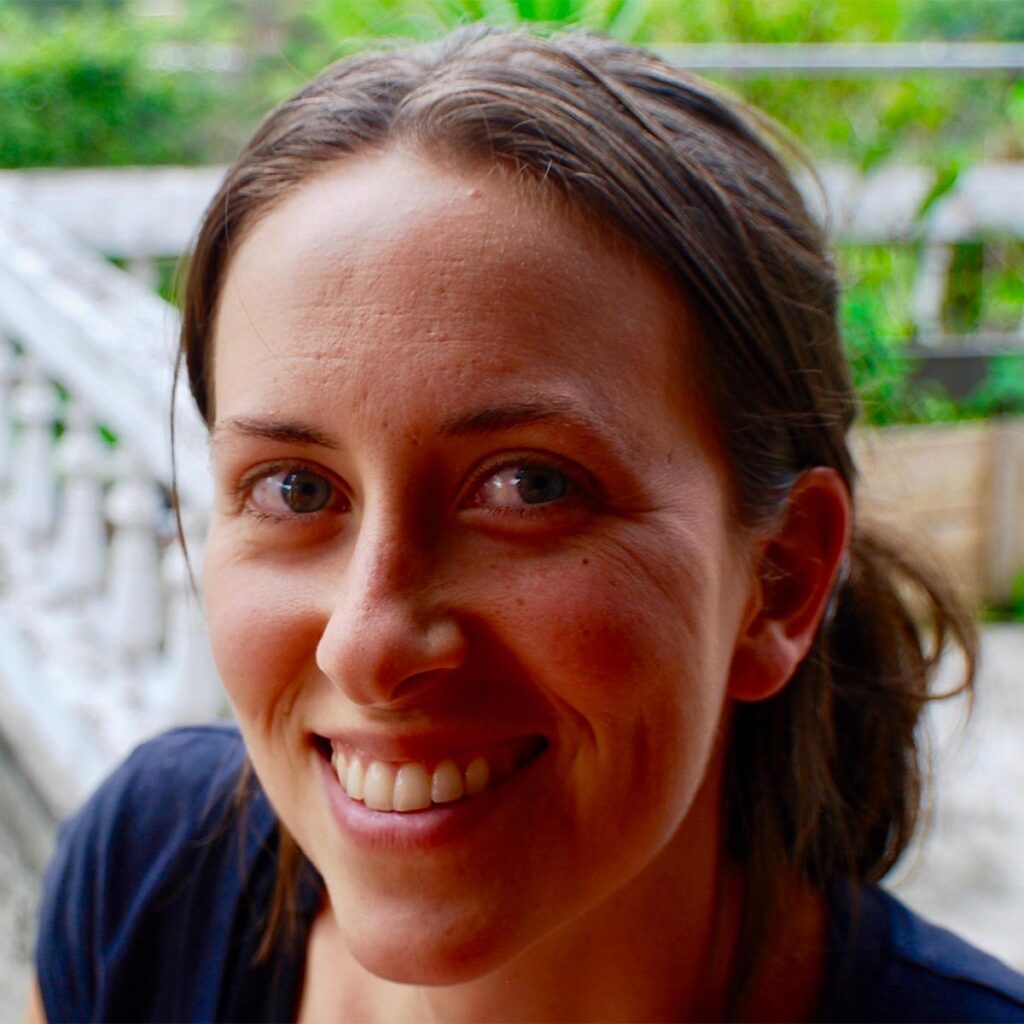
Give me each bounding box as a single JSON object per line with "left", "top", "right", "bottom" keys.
{"left": 37, "top": 726, "right": 1024, "bottom": 1022}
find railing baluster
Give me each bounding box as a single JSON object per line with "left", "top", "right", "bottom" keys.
{"left": 160, "top": 509, "right": 223, "bottom": 722}
{"left": 104, "top": 450, "right": 164, "bottom": 676}
{"left": 0, "top": 336, "right": 16, "bottom": 486}
{"left": 50, "top": 398, "right": 109, "bottom": 600}
{"left": 126, "top": 256, "right": 158, "bottom": 292}
{"left": 10, "top": 356, "right": 58, "bottom": 553}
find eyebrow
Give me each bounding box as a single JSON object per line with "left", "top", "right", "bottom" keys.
{"left": 440, "top": 399, "right": 631, "bottom": 467}
{"left": 211, "top": 416, "right": 341, "bottom": 449}
{"left": 211, "top": 400, "right": 612, "bottom": 450}
{"left": 439, "top": 399, "right": 593, "bottom": 437}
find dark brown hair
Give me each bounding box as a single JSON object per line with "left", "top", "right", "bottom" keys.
{"left": 179, "top": 24, "right": 976, "bottom": 1001}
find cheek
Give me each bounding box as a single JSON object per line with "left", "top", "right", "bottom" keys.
{"left": 483, "top": 538, "right": 738, "bottom": 812}
{"left": 492, "top": 555, "right": 730, "bottom": 850}
{"left": 487, "top": 542, "right": 727, "bottom": 713}
{"left": 203, "top": 546, "right": 323, "bottom": 724}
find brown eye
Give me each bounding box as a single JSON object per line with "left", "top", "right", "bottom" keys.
{"left": 476, "top": 464, "right": 572, "bottom": 509}
{"left": 249, "top": 468, "right": 338, "bottom": 517}
{"left": 279, "top": 470, "right": 334, "bottom": 512}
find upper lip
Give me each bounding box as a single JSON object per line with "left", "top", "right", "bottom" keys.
{"left": 312, "top": 728, "right": 548, "bottom": 765}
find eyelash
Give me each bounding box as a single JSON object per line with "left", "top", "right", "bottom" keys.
{"left": 232, "top": 452, "right": 595, "bottom": 527}
{"left": 235, "top": 461, "right": 348, "bottom": 524}
{"left": 462, "top": 453, "right": 594, "bottom": 520}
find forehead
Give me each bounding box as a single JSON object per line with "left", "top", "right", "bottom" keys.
{"left": 211, "top": 148, "right": 705, "bottom": 439}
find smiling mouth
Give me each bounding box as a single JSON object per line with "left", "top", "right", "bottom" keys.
{"left": 319, "top": 737, "right": 547, "bottom": 813}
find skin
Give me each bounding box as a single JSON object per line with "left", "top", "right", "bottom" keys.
{"left": 175, "top": 148, "right": 845, "bottom": 1023}
{"left": 24, "top": 982, "right": 43, "bottom": 1024}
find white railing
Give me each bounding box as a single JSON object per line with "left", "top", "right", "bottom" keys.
{"left": 0, "top": 162, "right": 1020, "bottom": 815}
{"left": 655, "top": 41, "right": 1024, "bottom": 75}
{"left": 0, "top": 196, "right": 217, "bottom": 815}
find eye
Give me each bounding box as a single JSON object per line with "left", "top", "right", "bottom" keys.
{"left": 474, "top": 462, "right": 573, "bottom": 510}
{"left": 248, "top": 467, "right": 341, "bottom": 518}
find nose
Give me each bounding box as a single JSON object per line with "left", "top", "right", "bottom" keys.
{"left": 314, "top": 518, "right": 469, "bottom": 707}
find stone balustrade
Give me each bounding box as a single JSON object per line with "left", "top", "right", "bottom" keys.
{"left": 0, "top": 200, "right": 217, "bottom": 816}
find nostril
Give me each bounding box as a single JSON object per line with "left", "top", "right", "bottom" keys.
{"left": 385, "top": 666, "right": 462, "bottom": 706}
{"left": 315, "top": 604, "right": 470, "bottom": 706}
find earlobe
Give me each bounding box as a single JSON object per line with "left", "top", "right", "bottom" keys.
{"left": 728, "top": 467, "right": 852, "bottom": 704}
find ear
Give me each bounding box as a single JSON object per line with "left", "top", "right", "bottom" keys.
{"left": 728, "top": 467, "right": 852, "bottom": 703}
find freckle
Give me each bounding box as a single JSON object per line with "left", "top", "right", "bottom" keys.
{"left": 515, "top": 597, "right": 524, "bottom": 608}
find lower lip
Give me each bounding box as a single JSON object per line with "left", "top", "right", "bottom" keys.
{"left": 317, "top": 745, "right": 546, "bottom": 851}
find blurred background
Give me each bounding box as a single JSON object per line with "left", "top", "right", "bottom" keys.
{"left": 0, "top": 0, "right": 1022, "bottom": 1011}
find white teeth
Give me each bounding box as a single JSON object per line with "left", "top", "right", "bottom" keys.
{"left": 345, "top": 758, "right": 365, "bottom": 801}
{"left": 331, "top": 748, "right": 499, "bottom": 811}
{"left": 363, "top": 762, "right": 396, "bottom": 811}
{"left": 394, "top": 763, "right": 432, "bottom": 812}
{"left": 464, "top": 756, "right": 490, "bottom": 796}
{"left": 431, "top": 759, "right": 464, "bottom": 804}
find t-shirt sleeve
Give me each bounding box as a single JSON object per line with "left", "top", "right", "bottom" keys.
{"left": 34, "top": 726, "right": 247, "bottom": 1023}
{"left": 820, "top": 883, "right": 1024, "bottom": 1022}
{"left": 35, "top": 798, "right": 102, "bottom": 1021}
{"left": 882, "top": 891, "right": 1024, "bottom": 1021}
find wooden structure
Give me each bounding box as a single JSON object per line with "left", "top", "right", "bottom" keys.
{"left": 854, "top": 419, "right": 1024, "bottom": 606}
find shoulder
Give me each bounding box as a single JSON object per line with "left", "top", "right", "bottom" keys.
{"left": 820, "top": 882, "right": 1024, "bottom": 1022}
{"left": 54, "top": 724, "right": 254, "bottom": 885}
{"left": 98, "top": 721, "right": 247, "bottom": 804}
{"left": 82, "top": 723, "right": 250, "bottom": 834}
{"left": 881, "top": 887, "right": 1024, "bottom": 1019}
{"left": 36, "top": 724, "right": 274, "bottom": 1023}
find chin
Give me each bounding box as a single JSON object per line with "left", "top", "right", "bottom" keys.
{"left": 356, "top": 946, "right": 506, "bottom": 988}
{"left": 336, "top": 894, "right": 540, "bottom": 987}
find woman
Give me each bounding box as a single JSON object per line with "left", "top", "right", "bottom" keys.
{"left": 31, "top": 25, "right": 1024, "bottom": 1022}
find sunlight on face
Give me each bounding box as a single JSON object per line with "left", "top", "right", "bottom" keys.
{"left": 203, "top": 149, "right": 759, "bottom": 983}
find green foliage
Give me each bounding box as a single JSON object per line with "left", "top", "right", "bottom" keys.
{"left": 3, "top": 0, "right": 1020, "bottom": 167}
{"left": 984, "top": 570, "right": 1024, "bottom": 623}
{"left": 961, "top": 355, "right": 1024, "bottom": 418}
{"left": 1011, "top": 572, "right": 1024, "bottom": 621}
{"left": 901, "top": 0, "right": 1024, "bottom": 42}
{"left": 844, "top": 309, "right": 1024, "bottom": 425}
{"left": 841, "top": 295, "right": 960, "bottom": 427}
{"left": 0, "top": 8, "right": 240, "bottom": 166}
{"left": 840, "top": 245, "right": 914, "bottom": 424}
{"left": 298, "top": 0, "right": 649, "bottom": 38}
{"left": 637, "top": 0, "right": 1022, "bottom": 167}
{"left": 839, "top": 242, "right": 1024, "bottom": 425}
{"left": 978, "top": 241, "right": 1024, "bottom": 332}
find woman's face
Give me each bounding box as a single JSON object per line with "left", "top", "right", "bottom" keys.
{"left": 204, "top": 150, "right": 761, "bottom": 982}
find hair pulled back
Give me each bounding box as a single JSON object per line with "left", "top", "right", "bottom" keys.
{"left": 180, "top": 23, "right": 976, "bottom": 991}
